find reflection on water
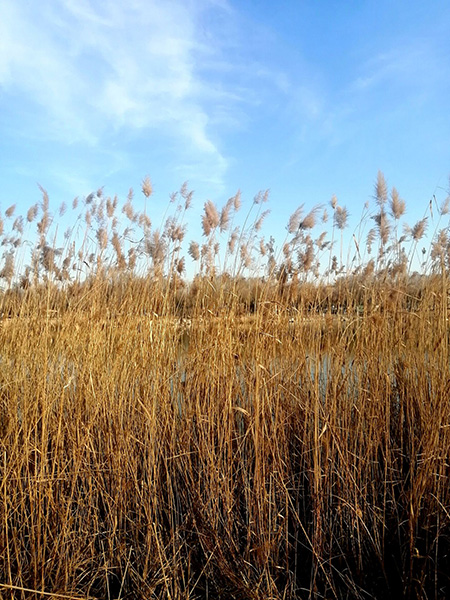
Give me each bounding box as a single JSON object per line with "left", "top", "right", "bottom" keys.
{"left": 3, "top": 321, "right": 425, "bottom": 430}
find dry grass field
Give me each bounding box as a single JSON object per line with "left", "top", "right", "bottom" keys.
{"left": 1, "top": 173, "right": 450, "bottom": 598}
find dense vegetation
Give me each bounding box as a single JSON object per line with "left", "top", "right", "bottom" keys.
{"left": 1, "top": 173, "right": 450, "bottom": 599}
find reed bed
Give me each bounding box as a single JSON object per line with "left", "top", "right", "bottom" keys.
{"left": 0, "top": 173, "right": 450, "bottom": 599}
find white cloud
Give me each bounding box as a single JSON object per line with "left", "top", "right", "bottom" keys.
{"left": 296, "top": 35, "right": 450, "bottom": 153}
{"left": 0, "top": 1, "right": 97, "bottom": 143}
{"left": 0, "top": 0, "right": 332, "bottom": 194}
{"left": 351, "top": 39, "right": 447, "bottom": 104}
{"left": 0, "top": 0, "right": 234, "bottom": 186}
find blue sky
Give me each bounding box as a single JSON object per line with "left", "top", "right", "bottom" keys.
{"left": 1, "top": 0, "right": 449, "bottom": 273}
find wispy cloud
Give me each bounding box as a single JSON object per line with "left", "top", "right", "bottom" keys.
{"left": 0, "top": 0, "right": 236, "bottom": 188}
{"left": 293, "top": 32, "right": 450, "bottom": 153}
{"left": 0, "top": 2, "right": 89, "bottom": 139}
{"left": 2, "top": 0, "right": 377, "bottom": 198}
{"left": 352, "top": 41, "right": 447, "bottom": 101}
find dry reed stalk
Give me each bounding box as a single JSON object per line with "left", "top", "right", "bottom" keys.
{"left": 0, "top": 173, "right": 449, "bottom": 599}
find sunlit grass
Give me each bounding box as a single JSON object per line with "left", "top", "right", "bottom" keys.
{"left": 0, "top": 173, "right": 450, "bottom": 598}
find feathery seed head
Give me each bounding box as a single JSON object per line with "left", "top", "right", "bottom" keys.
{"left": 240, "top": 243, "right": 252, "bottom": 268}
{"left": 123, "top": 199, "right": 135, "bottom": 221}
{"left": 431, "top": 229, "right": 448, "bottom": 264}
{"left": 41, "top": 245, "right": 56, "bottom": 272}
{"left": 299, "top": 206, "right": 319, "bottom": 230}
{"left": 366, "top": 228, "right": 376, "bottom": 254}
{"left": 148, "top": 231, "right": 166, "bottom": 266}
{"left": 228, "top": 228, "right": 239, "bottom": 254}
{"left": 334, "top": 205, "right": 349, "bottom": 230}
{"left": 390, "top": 187, "right": 406, "bottom": 220}
{"left": 138, "top": 213, "right": 151, "bottom": 230}
{"left": 13, "top": 216, "right": 24, "bottom": 235}
{"left": 440, "top": 196, "right": 450, "bottom": 216}
{"left": 37, "top": 212, "right": 50, "bottom": 235}
{"left": 375, "top": 171, "right": 388, "bottom": 206}
{"left": 254, "top": 189, "right": 270, "bottom": 205}
{"left": 202, "top": 201, "right": 219, "bottom": 236}
{"left": 106, "top": 198, "right": 115, "bottom": 218}
{"left": 316, "top": 231, "right": 327, "bottom": 250}
{"left": 0, "top": 252, "right": 14, "bottom": 283}
{"left": 287, "top": 206, "right": 304, "bottom": 234}
{"left": 142, "top": 176, "right": 153, "bottom": 198}
{"left": 96, "top": 227, "right": 108, "bottom": 251}
{"left": 255, "top": 209, "right": 270, "bottom": 232}
{"left": 180, "top": 182, "right": 194, "bottom": 209}
{"left": 411, "top": 217, "right": 428, "bottom": 241}
{"left": 219, "top": 203, "right": 231, "bottom": 232}
{"left": 5, "top": 205, "right": 16, "bottom": 218}
{"left": 176, "top": 256, "right": 186, "bottom": 275}
{"left": 259, "top": 238, "right": 267, "bottom": 256}
{"left": 128, "top": 247, "right": 137, "bottom": 270}
{"left": 188, "top": 240, "right": 200, "bottom": 261}
{"left": 232, "top": 190, "right": 241, "bottom": 211}
{"left": 373, "top": 209, "right": 390, "bottom": 244}
{"left": 39, "top": 185, "right": 49, "bottom": 211}
{"left": 27, "top": 204, "right": 39, "bottom": 223}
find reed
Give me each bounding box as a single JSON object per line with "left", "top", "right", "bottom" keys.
{"left": 0, "top": 174, "right": 450, "bottom": 598}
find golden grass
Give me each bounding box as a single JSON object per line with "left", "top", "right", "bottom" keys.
{"left": 0, "top": 174, "right": 450, "bottom": 598}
